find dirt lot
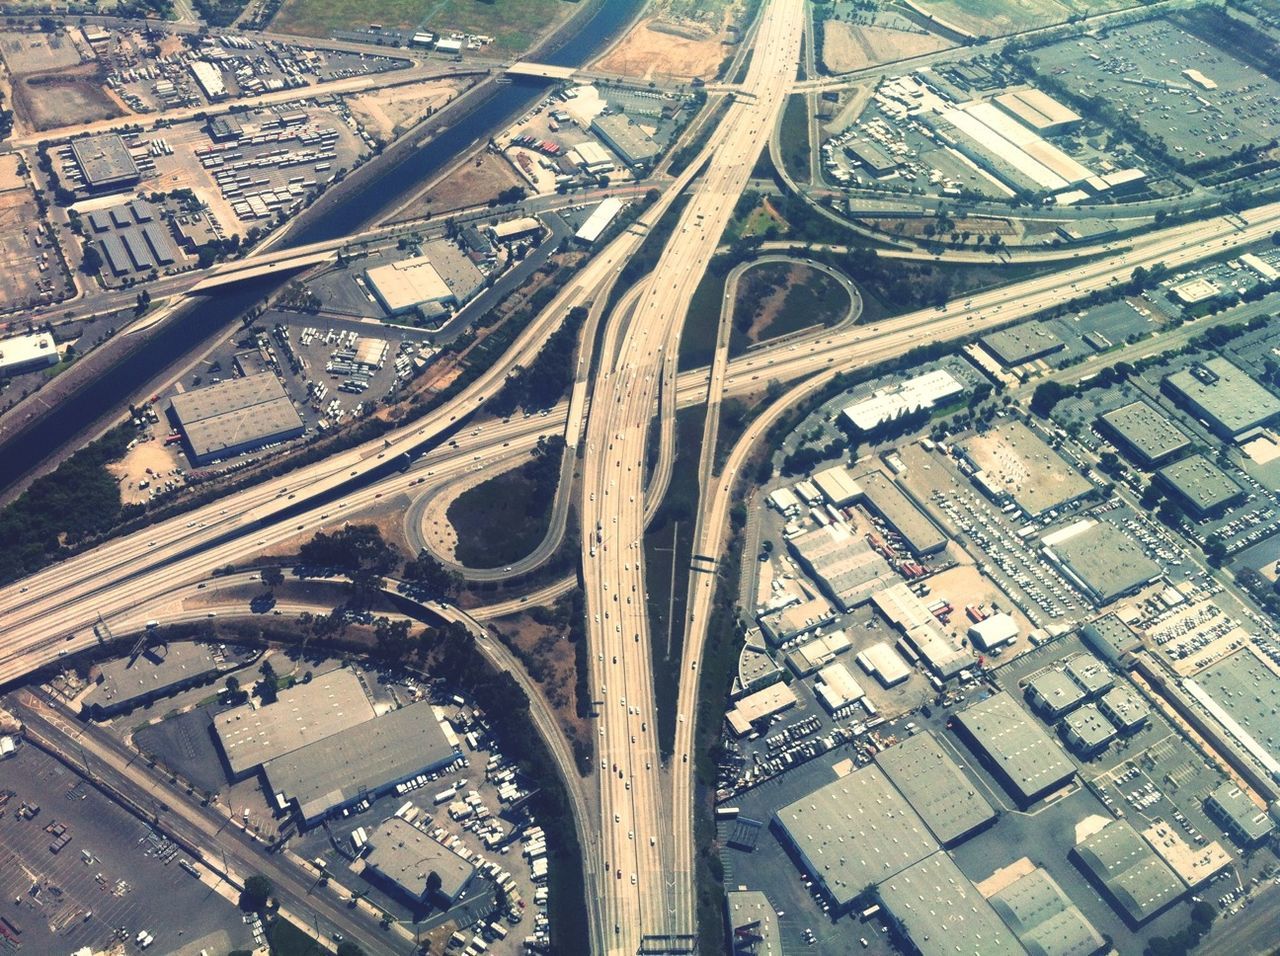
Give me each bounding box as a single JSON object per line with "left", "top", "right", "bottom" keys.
{"left": 0, "top": 29, "right": 83, "bottom": 75}
{"left": 390, "top": 148, "right": 523, "bottom": 222}
{"left": 346, "top": 77, "right": 469, "bottom": 146}
{"left": 107, "top": 439, "right": 183, "bottom": 504}
{"left": 821, "top": 20, "right": 952, "bottom": 73}
{"left": 13, "top": 63, "right": 127, "bottom": 132}
{"left": 594, "top": 14, "right": 733, "bottom": 81}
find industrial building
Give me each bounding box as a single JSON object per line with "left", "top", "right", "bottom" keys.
{"left": 980, "top": 323, "right": 1065, "bottom": 368}
{"left": 88, "top": 199, "right": 181, "bottom": 278}
{"left": 725, "top": 890, "right": 783, "bottom": 956}
{"left": 787, "top": 523, "right": 896, "bottom": 611}
{"left": 855, "top": 642, "right": 912, "bottom": 687}
{"left": 574, "top": 196, "right": 625, "bottom": 245}
{"left": 568, "top": 140, "right": 615, "bottom": 174}
{"left": 1079, "top": 614, "right": 1142, "bottom": 667}
{"left": 190, "top": 60, "right": 227, "bottom": 100}
{"left": 1026, "top": 668, "right": 1086, "bottom": 719}
{"left": 811, "top": 464, "right": 862, "bottom": 507}
{"left": 1098, "top": 685, "right": 1149, "bottom": 733}
{"left": 814, "top": 661, "right": 865, "bottom": 714}
{"left": 1061, "top": 703, "right": 1117, "bottom": 756}
{"left": 590, "top": 112, "right": 660, "bottom": 167}
{"left": 489, "top": 216, "right": 543, "bottom": 243}
{"left": 0, "top": 331, "right": 59, "bottom": 378}
{"left": 758, "top": 594, "right": 837, "bottom": 645}
{"left": 772, "top": 764, "right": 939, "bottom": 910}
{"left": 1204, "top": 783, "right": 1275, "bottom": 848}
{"left": 875, "top": 731, "right": 995, "bottom": 846}
{"left": 872, "top": 582, "right": 974, "bottom": 679}
{"left": 954, "top": 691, "right": 1075, "bottom": 805}
{"left": 1072, "top": 819, "right": 1183, "bottom": 925}
{"left": 735, "top": 630, "right": 783, "bottom": 696}
{"left": 1041, "top": 519, "right": 1162, "bottom": 606}
{"left": 365, "top": 816, "right": 476, "bottom": 905}
{"left": 725, "top": 682, "right": 797, "bottom": 737}
{"left": 365, "top": 245, "right": 484, "bottom": 315}
{"left": 264, "top": 699, "right": 458, "bottom": 825}
{"left": 994, "top": 87, "right": 1082, "bottom": 134}
{"left": 844, "top": 139, "right": 899, "bottom": 176}
{"left": 842, "top": 369, "right": 964, "bottom": 433}
{"left": 1156, "top": 454, "right": 1244, "bottom": 518}
{"left": 69, "top": 133, "right": 141, "bottom": 192}
{"left": 988, "top": 865, "right": 1106, "bottom": 956}
{"left": 855, "top": 471, "right": 948, "bottom": 556}
{"left": 878, "top": 852, "right": 1023, "bottom": 956}
{"left": 83, "top": 642, "right": 223, "bottom": 719}
{"left": 960, "top": 420, "right": 1094, "bottom": 518}
{"left": 967, "top": 612, "right": 1018, "bottom": 652}
{"left": 1097, "top": 400, "right": 1191, "bottom": 468}
{"left": 785, "top": 629, "right": 851, "bottom": 677}
{"left": 1163, "top": 357, "right": 1280, "bottom": 441}
{"left": 214, "top": 668, "right": 375, "bottom": 778}
{"left": 169, "top": 372, "right": 305, "bottom": 465}
{"left": 1065, "top": 653, "right": 1114, "bottom": 699}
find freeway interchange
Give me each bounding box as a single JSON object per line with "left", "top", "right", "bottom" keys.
{"left": 6, "top": 6, "right": 1280, "bottom": 952}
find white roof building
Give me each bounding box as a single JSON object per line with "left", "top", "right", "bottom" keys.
{"left": 190, "top": 60, "right": 227, "bottom": 100}
{"left": 968, "top": 612, "right": 1019, "bottom": 651}
{"left": 857, "top": 642, "right": 913, "bottom": 687}
{"left": 811, "top": 465, "right": 863, "bottom": 506}
{"left": 0, "top": 331, "right": 59, "bottom": 376}
{"left": 366, "top": 258, "right": 452, "bottom": 314}
{"left": 575, "top": 197, "right": 624, "bottom": 244}
{"left": 726, "top": 682, "right": 798, "bottom": 736}
{"left": 815, "top": 661, "right": 865, "bottom": 713}
{"left": 842, "top": 369, "right": 964, "bottom": 432}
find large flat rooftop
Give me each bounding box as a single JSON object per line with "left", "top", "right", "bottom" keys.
{"left": 366, "top": 816, "right": 475, "bottom": 903}
{"left": 1157, "top": 454, "right": 1243, "bottom": 516}
{"left": 1164, "top": 357, "right": 1280, "bottom": 439}
{"left": 953, "top": 691, "right": 1075, "bottom": 805}
{"left": 961, "top": 420, "right": 1093, "bottom": 517}
{"left": 1098, "top": 400, "right": 1191, "bottom": 467}
{"left": 169, "top": 372, "right": 304, "bottom": 464}
{"left": 878, "top": 852, "right": 1023, "bottom": 956}
{"left": 1043, "top": 519, "right": 1162, "bottom": 606}
{"left": 1073, "top": 819, "right": 1183, "bottom": 925}
{"left": 874, "top": 730, "right": 995, "bottom": 846}
{"left": 988, "top": 864, "right": 1106, "bottom": 956}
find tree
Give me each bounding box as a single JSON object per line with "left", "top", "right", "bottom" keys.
{"left": 402, "top": 551, "right": 457, "bottom": 598}
{"left": 260, "top": 566, "right": 284, "bottom": 590}
{"left": 239, "top": 874, "right": 272, "bottom": 912}
{"left": 336, "top": 943, "right": 367, "bottom": 956}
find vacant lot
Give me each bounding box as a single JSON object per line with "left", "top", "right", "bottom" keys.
{"left": 594, "top": 15, "right": 730, "bottom": 81}
{"left": 0, "top": 166, "right": 69, "bottom": 314}
{"left": 392, "top": 147, "right": 523, "bottom": 222}
{"left": 346, "top": 76, "right": 468, "bottom": 145}
{"left": 0, "top": 29, "right": 81, "bottom": 75}
{"left": 14, "top": 63, "right": 126, "bottom": 132}
{"left": 912, "top": 0, "right": 1131, "bottom": 36}
{"left": 271, "top": 0, "right": 577, "bottom": 53}
{"left": 821, "top": 20, "right": 951, "bottom": 73}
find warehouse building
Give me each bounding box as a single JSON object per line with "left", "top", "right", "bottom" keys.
{"left": 1098, "top": 685, "right": 1149, "bottom": 733}
{"left": 994, "top": 87, "right": 1082, "bottom": 134}
{"left": 1062, "top": 703, "right": 1117, "bottom": 757}
{"left": 1156, "top": 454, "right": 1244, "bottom": 518}
{"left": 365, "top": 246, "right": 483, "bottom": 315}
{"left": 960, "top": 419, "right": 1094, "bottom": 518}
{"left": 366, "top": 816, "right": 476, "bottom": 905}
{"left": 814, "top": 661, "right": 865, "bottom": 714}
{"left": 842, "top": 369, "right": 964, "bottom": 433}
{"left": 489, "top": 216, "right": 542, "bottom": 243}
{"left": 811, "top": 464, "right": 862, "bottom": 507}
{"left": 1205, "top": 782, "right": 1275, "bottom": 848}
{"left": 968, "top": 612, "right": 1018, "bottom": 652}
{"left": 855, "top": 471, "right": 948, "bottom": 556}
{"left": 0, "top": 331, "right": 59, "bottom": 378}
{"left": 844, "top": 139, "right": 899, "bottom": 176}
{"left": 1097, "top": 400, "right": 1191, "bottom": 468}
{"left": 735, "top": 629, "right": 783, "bottom": 696}
{"left": 70, "top": 133, "right": 140, "bottom": 192}
{"left": 758, "top": 594, "right": 837, "bottom": 645}
{"left": 878, "top": 852, "right": 1023, "bottom": 956}
{"left": 84, "top": 642, "right": 222, "bottom": 719}
{"left": 264, "top": 700, "right": 458, "bottom": 826}
{"left": 725, "top": 890, "right": 783, "bottom": 956}
{"left": 1163, "top": 357, "right": 1280, "bottom": 441}
{"left": 214, "top": 668, "right": 374, "bottom": 779}
{"left": 1072, "top": 819, "right": 1183, "bottom": 925}
{"left": 988, "top": 865, "right": 1106, "bottom": 956}
{"left": 568, "top": 140, "right": 615, "bottom": 174}
{"left": 872, "top": 582, "right": 974, "bottom": 679}
{"left": 1026, "top": 668, "right": 1086, "bottom": 719}
{"left": 980, "top": 323, "right": 1064, "bottom": 368}
{"left": 954, "top": 691, "right": 1075, "bottom": 805}
{"left": 772, "top": 764, "right": 939, "bottom": 910}
{"left": 787, "top": 523, "right": 896, "bottom": 611}
{"left": 169, "top": 372, "right": 305, "bottom": 465}
{"left": 1041, "top": 519, "right": 1162, "bottom": 606}
{"left": 574, "top": 196, "right": 625, "bottom": 245}
{"left": 726, "top": 682, "right": 797, "bottom": 737}
{"left": 875, "top": 731, "right": 995, "bottom": 846}
{"left": 785, "top": 630, "right": 851, "bottom": 677}
{"left": 1080, "top": 614, "right": 1142, "bottom": 667}
{"left": 856, "top": 642, "right": 912, "bottom": 687}
{"left": 190, "top": 60, "right": 227, "bottom": 100}
{"left": 590, "top": 112, "right": 660, "bottom": 167}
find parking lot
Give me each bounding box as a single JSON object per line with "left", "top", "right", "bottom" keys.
{"left": 0, "top": 743, "right": 254, "bottom": 955}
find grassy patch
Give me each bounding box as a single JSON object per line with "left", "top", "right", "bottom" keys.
{"left": 643, "top": 406, "right": 706, "bottom": 757}
{"left": 271, "top": 0, "right": 574, "bottom": 50}
{"left": 779, "top": 93, "right": 810, "bottom": 184}
{"left": 677, "top": 262, "right": 730, "bottom": 373}
{"left": 447, "top": 437, "right": 562, "bottom": 567}
{"left": 267, "top": 917, "right": 325, "bottom": 956}
{"left": 734, "top": 262, "right": 850, "bottom": 350}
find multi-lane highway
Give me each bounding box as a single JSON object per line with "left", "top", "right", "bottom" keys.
{"left": 577, "top": 2, "right": 804, "bottom": 951}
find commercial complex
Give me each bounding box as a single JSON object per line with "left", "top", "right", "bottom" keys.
{"left": 1204, "top": 783, "right": 1275, "bottom": 848}
{"left": 1097, "top": 401, "right": 1191, "bottom": 468}
{"left": 874, "top": 731, "right": 995, "bottom": 846}
{"left": 878, "top": 852, "right": 1023, "bottom": 956}
{"left": 953, "top": 691, "right": 1075, "bottom": 805}
{"left": 1026, "top": 668, "right": 1086, "bottom": 719}
{"left": 365, "top": 816, "right": 476, "bottom": 905}
{"left": 1072, "top": 819, "right": 1183, "bottom": 925}
{"left": 169, "top": 372, "right": 305, "bottom": 465}
{"left": 988, "top": 866, "right": 1106, "bottom": 956}
{"left": 1098, "top": 685, "right": 1149, "bottom": 733}
{"left": 1061, "top": 703, "right": 1117, "bottom": 756}
{"left": 69, "top": 133, "right": 141, "bottom": 192}
{"left": 1163, "top": 358, "right": 1280, "bottom": 441}
{"left": 1156, "top": 455, "right": 1244, "bottom": 518}
{"left": 980, "top": 324, "right": 1064, "bottom": 367}
{"left": 1041, "top": 520, "right": 1162, "bottom": 605}
{"left": 264, "top": 699, "right": 458, "bottom": 825}
{"left": 590, "top": 112, "right": 659, "bottom": 167}
{"left": 0, "top": 331, "right": 59, "bottom": 378}
{"left": 772, "top": 764, "right": 938, "bottom": 909}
